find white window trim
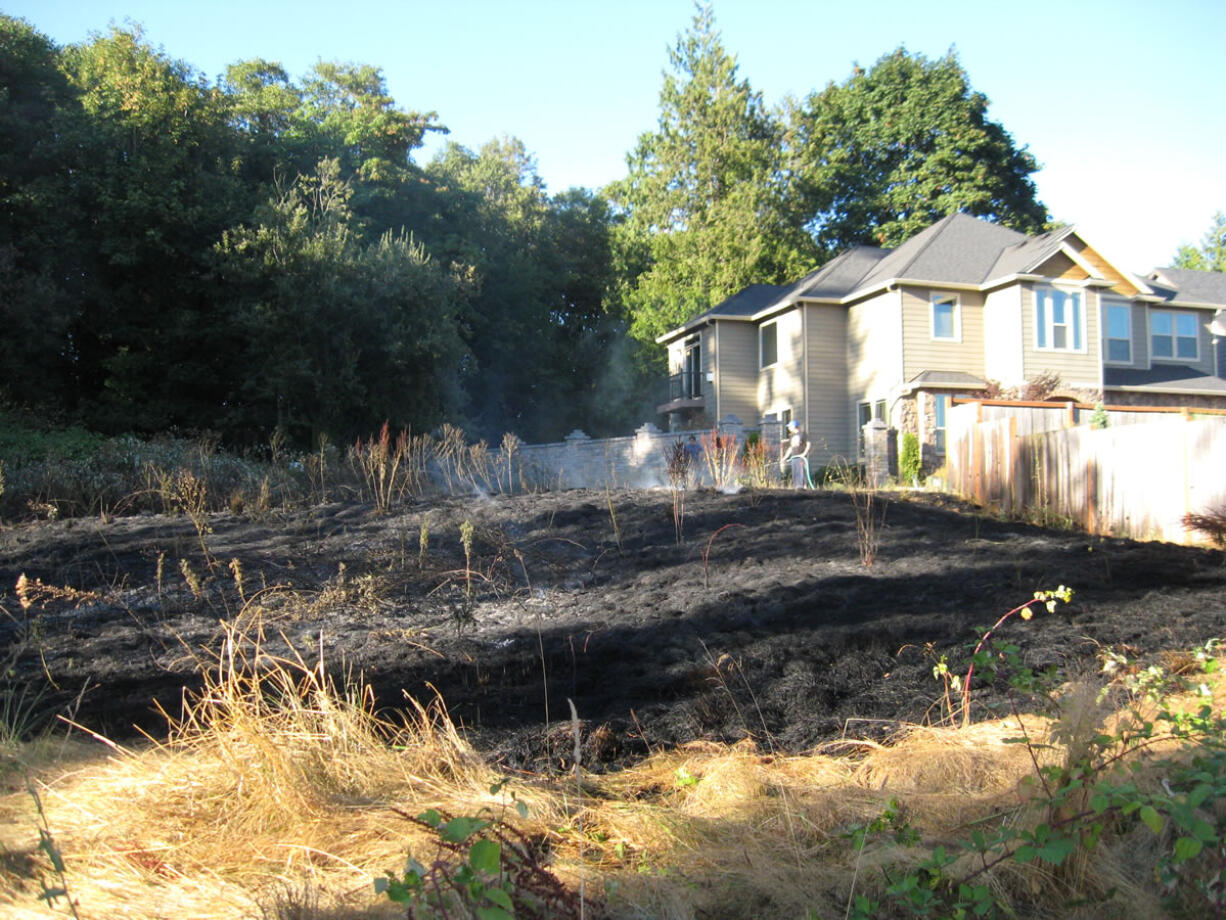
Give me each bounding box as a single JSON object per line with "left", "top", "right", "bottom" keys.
{"left": 759, "top": 320, "right": 778, "bottom": 369}
{"left": 1033, "top": 285, "right": 1087, "bottom": 354}
{"left": 930, "top": 294, "right": 961, "bottom": 343}
{"left": 1102, "top": 299, "right": 1132, "bottom": 365}
{"left": 1148, "top": 308, "right": 1200, "bottom": 364}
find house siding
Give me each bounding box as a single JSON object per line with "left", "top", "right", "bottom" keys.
{"left": 1101, "top": 297, "right": 1146, "bottom": 369}
{"left": 901, "top": 286, "right": 985, "bottom": 380}
{"left": 1064, "top": 238, "right": 1140, "bottom": 296}
{"left": 758, "top": 308, "right": 805, "bottom": 423}
{"left": 713, "top": 321, "right": 760, "bottom": 426}
{"left": 1021, "top": 283, "right": 1102, "bottom": 390}
{"left": 984, "top": 285, "right": 1025, "bottom": 386}
{"left": 847, "top": 288, "right": 904, "bottom": 442}
{"left": 803, "top": 303, "right": 851, "bottom": 462}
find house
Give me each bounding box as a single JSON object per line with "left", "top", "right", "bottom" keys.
{"left": 656, "top": 213, "right": 1226, "bottom": 467}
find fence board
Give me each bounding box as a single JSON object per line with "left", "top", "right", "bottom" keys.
{"left": 948, "top": 402, "right": 1226, "bottom": 544}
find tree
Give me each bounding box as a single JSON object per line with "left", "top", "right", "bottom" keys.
{"left": 788, "top": 48, "right": 1048, "bottom": 254}
{"left": 0, "top": 16, "right": 84, "bottom": 410}
{"left": 1173, "top": 211, "right": 1226, "bottom": 272}
{"left": 59, "top": 25, "right": 249, "bottom": 431}
{"left": 609, "top": 5, "right": 813, "bottom": 347}
{"left": 214, "top": 159, "right": 467, "bottom": 441}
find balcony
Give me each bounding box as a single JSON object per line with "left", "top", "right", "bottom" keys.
{"left": 657, "top": 370, "right": 705, "bottom": 414}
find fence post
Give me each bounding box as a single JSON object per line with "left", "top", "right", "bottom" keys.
{"left": 864, "top": 419, "right": 890, "bottom": 487}
{"left": 564, "top": 429, "right": 590, "bottom": 489}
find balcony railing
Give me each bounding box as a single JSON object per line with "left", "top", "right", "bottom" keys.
{"left": 668, "top": 370, "right": 703, "bottom": 401}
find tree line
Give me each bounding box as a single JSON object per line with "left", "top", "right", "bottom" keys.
{"left": 1, "top": 6, "right": 1053, "bottom": 447}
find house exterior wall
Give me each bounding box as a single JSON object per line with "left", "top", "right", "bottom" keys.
{"left": 803, "top": 302, "right": 851, "bottom": 461}
{"left": 847, "top": 288, "right": 903, "bottom": 439}
{"left": 712, "top": 321, "right": 760, "bottom": 427}
{"left": 900, "top": 286, "right": 985, "bottom": 379}
{"left": 983, "top": 285, "right": 1025, "bottom": 387}
{"left": 1142, "top": 304, "right": 1218, "bottom": 375}
{"left": 1063, "top": 237, "right": 1140, "bottom": 296}
{"left": 1020, "top": 282, "right": 1102, "bottom": 390}
{"left": 1100, "top": 298, "right": 1149, "bottom": 369}
{"left": 758, "top": 307, "right": 806, "bottom": 424}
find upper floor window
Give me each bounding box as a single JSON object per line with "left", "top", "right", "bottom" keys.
{"left": 1104, "top": 302, "right": 1132, "bottom": 363}
{"left": 1035, "top": 287, "right": 1083, "bottom": 351}
{"left": 760, "top": 320, "right": 778, "bottom": 368}
{"left": 931, "top": 294, "right": 960, "bottom": 341}
{"left": 1150, "top": 310, "right": 1198, "bottom": 361}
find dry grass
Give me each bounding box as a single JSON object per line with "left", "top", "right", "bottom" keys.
{"left": 2, "top": 630, "right": 1224, "bottom": 919}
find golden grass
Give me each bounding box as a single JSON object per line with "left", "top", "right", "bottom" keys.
{"left": 2, "top": 623, "right": 1224, "bottom": 920}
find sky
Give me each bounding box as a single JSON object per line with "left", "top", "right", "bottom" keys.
{"left": 6, "top": 0, "right": 1226, "bottom": 274}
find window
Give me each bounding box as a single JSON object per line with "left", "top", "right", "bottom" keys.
{"left": 933, "top": 394, "right": 948, "bottom": 453}
{"left": 857, "top": 402, "right": 872, "bottom": 455}
{"left": 1150, "top": 310, "right": 1198, "bottom": 361}
{"left": 1104, "top": 302, "right": 1132, "bottom": 363}
{"left": 874, "top": 399, "right": 887, "bottom": 423}
{"left": 1035, "top": 288, "right": 1084, "bottom": 351}
{"left": 759, "top": 321, "right": 778, "bottom": 368}
{"left": 931, "top": 295, "right": 960, "bottom": 341}
{"left": 781, "top": 408, "right": 792, "bottom": 427}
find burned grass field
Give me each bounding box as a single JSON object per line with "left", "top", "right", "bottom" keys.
{"left": 3, "top": 488, "right": 1223, "bottom": 765}
{"left": 3, "top": 487, "right": 1226, "bottom": 919}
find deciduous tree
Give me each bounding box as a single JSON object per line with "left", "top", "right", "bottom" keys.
{"left": 788, "top": 48, "right": 1048, "bottom": 253}
{"left": 1174, "top": 211, "right": 1226, "bottom": 272}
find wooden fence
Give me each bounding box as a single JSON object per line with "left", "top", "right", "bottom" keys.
{"left": 946, "top": 401, "right": 1226, "bottom": 544}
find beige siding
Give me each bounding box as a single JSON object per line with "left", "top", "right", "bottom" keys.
{"left": 758, "top": 308, "right": 805, "bottom": 422}
{"left": 712, "top": 321, "right": 759, "bottom": 425}
{"left": 984, "top": 286, "right": 1025, "bottom": 386}
{"left": 1021, "top": 284, "right": 1101, "bottom": 389}
{"left": 1034, "top": 251, "right": 1083, "bottom": 281}
{"left": 901, "top": 286, "right": 985, "bottom": 379}
{"left": 803, "top": 303, "right": 851, "bottom": 462}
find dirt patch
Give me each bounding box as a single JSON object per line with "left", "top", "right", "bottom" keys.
{"left": 3, "top": 489, "right": 1224, "bottom": 771}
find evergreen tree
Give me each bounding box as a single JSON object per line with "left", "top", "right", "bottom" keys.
{"left": 609, "top": 5, "right": 813, "bottom": 348}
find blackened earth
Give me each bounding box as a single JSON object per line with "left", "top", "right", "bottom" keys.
{"left": 2, "top": 489, "right": 1224, "bottom": 772}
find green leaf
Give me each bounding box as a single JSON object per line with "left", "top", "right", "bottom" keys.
{"left": 474, "top": 907, "right": 514, "bottom": 920}
{"left": 1188, "top": 783, "right": 1213, "bottom": 809}
{"left": 442, "top": 816, "right": 489, "bottom": 843}
{"left": 485, "top": 887, "right": 514, "bottom": 910}
{"left": 1174, "top": 836, "right": 1204, "bottom": 861}
{"left": 1139, "top": 805, "right": 1163, "bottom": 835}
{"left": 468, "top": 838, "right": 502, "bottom": 875}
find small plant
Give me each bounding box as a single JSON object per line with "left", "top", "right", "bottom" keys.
{"left": 376, "top": 794, "right": 584, "bottom": 919}
{"left": 418, "top": 516, "right": 431, "bottom": 572}
{"left": 702, "top": 523, "right": 745, "bottom": 588}
{"left": 899, "top": 432, "right": 921, "bottom": 485}
{"left": 664, "top": 440, "right": 690, "bottom": 544}
{"left": 352, "top": 422, "right": 410, "bottom": 512}
{"left": 27, "top": 777, "right": 82, "bottom": 919}
{"left": 959, "top": 585, "right": 1073, "bottom": 726}
{"left": 831, "top": 459, "right": 886, "bottom": 567}
{"left": 1090, "top": 401, "right": 1110, "bottom": 429}
{"left": 460, "top": 520, "right": 475, "bottom": 599}
{"left": 1183, "top": 504, "right": 1226, "bottom": 547}
{"left": 700, "top": 429, "right": 740, "bottom": 490}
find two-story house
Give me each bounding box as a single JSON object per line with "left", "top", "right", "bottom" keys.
{"left": 657, "top": 213, "right": 1226, "bottom": 466}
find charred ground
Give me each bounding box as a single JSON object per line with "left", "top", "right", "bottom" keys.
{"left": 2, "top": 489, "right": 1223, "bottom": 771}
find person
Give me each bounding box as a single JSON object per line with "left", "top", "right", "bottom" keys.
{"left": 779, "top": 420, "right": 810, "bottom": 489}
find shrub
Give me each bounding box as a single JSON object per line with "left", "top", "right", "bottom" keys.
{"left": 899, "top": 432, "right": 921, "bottom": 484}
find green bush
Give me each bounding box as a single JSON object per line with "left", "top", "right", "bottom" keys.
{"left": 899, "top": 432, "right": 921, "bottom": 483}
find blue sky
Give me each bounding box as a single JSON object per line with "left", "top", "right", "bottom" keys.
{"left": 6, "top": 0, "right": 1225, "bottom": 273}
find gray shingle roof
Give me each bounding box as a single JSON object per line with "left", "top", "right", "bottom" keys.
{"left": 1147, "top": 268, "right": 1226, "bottom": 307}
{"left": 704, "top": 283, "right": 789, "bottom": 318}
{"left": 1104, "top": 365, "right": 1226, "bottom": 394}
{"left": 906, "top": 370, "right": 988, "bottom": 388}
{"left": 857, "top": 213, "right": 1033, "bottom": 288}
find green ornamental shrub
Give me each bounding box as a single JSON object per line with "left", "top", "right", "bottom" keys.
{"left": 899, "top": 432, "right": 921, "bottom": 484}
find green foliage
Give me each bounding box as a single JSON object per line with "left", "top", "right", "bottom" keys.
{"left": 1173, "top": 211, "right": 1226, "bottom": 272}
{"left": 376, "top": 791, "right": 583, "bottom": 919}
{"left": 899, "top": 432, "right": 922, "bottom": 483}
{"left": 1091, "top": 402, "right": 1110, "bottom": 430}
{"left": 610, "top": 5, "right": 815, "bottom": 346}
{"left": 789, "top": 48, "right": 1048, "bottom": 254}
{"left": 847, "top": 595, "right": 1226, "bottom": 919}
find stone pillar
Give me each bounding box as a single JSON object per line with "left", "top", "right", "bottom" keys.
{"left": 718, "top": 414, "right": 744, "bottom": 446}
{"left": 864, "top": 418, "right": 890, "bottom": 488}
